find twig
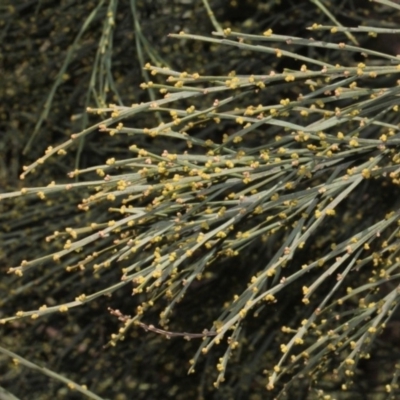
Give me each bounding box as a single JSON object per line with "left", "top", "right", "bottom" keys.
{"left": 108, "top": 307, "right": 217, "bottom": 339}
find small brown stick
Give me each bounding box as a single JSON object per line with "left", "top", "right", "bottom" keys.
{"left": 108, "top": 307, "right": 217, "bottom": 339}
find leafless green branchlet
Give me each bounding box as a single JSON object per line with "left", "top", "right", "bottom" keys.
{"left": 2, "top": 1, "right": 400, "bottom": 399}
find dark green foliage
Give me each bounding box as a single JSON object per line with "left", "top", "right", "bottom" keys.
{"left": 2, "top": 1, "right": 400, "bottom": 399}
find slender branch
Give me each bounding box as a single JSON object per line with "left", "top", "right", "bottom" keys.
{"left": 108, "top": 307, "right": 217, "bottom": 339}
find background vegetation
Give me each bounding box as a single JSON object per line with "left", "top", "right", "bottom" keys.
{"left": 1, "top": 0, "right": 400, "bottom": 399}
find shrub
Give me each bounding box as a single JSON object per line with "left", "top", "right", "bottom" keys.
{"left": 1, "top": 1, "right": 400, "bottom": 399}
